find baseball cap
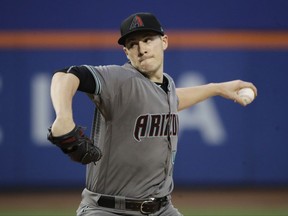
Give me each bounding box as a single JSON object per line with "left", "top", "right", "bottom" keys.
{"left": 118, "top": 12, "right": 165, "bottom": 46}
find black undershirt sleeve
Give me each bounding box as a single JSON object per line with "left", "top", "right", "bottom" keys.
{"left": 54, "top": 66, "right": 96, "bottom": 94}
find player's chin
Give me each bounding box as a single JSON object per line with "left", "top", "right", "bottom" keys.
{"left": 138, "top": 68, "right": 155, "bottom": 77}
{"left": 137, "top": 65, "right": 148, "bottom": 73}
{"left": 139, "top": 59, "right": 155, "bottom": 69}
{"left": 139, "top": 64, "right": 157, "bottom": 74}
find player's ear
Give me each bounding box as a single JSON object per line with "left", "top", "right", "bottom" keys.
{"left": 162, "top": 35, "right": 168, "bottom": 50}
{"left": 123, "top": 47, "right": 130, "bottom": 60}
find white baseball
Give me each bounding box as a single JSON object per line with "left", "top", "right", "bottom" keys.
{"left": 237, "top": 87, "right": 255, "bottom": 105}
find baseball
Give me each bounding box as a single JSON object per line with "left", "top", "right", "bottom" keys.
{"left": 237, "top": 87, "right": 255, "bottom": 105}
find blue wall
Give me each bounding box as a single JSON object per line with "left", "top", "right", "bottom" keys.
{"left": 1, "top": 0, "right": 288, "bottom": 188}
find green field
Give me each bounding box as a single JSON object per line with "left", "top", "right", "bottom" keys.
{"left": 1, "top": 189, "right": 287, "bottom": 216}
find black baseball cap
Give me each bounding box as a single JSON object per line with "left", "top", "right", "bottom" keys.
{"left": 118, "top": 12, "right": 165, "bottom": 46}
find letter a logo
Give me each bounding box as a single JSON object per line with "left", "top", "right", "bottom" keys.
{"left": 129, "top": 16, "right": 144, "bottom": 30}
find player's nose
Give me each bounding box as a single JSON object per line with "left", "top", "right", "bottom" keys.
{"left": 138, "top": 41, "right": 147, "bottom": 55}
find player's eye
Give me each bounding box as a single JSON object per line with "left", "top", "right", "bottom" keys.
{"left": 126, "top": 41, "right": 137, "bottom": 49}
{"left": 144, "top": 37, "right": 153, "bottom": 43}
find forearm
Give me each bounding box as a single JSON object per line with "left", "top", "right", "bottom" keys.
{"left": 176, "top": 83, "right": 218, "bottom": 111}
{"left": 176, "top": 80, "right": 257, "bottom": 111}
{"left": 50, "top": 72, "right": 80, "bottom": 136}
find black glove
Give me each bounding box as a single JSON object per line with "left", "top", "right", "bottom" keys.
{"left": 47, "top": 126, "right": 102, "bottom": 164}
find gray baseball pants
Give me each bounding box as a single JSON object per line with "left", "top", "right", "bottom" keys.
{"left": 76, "top": 188, "right": 183, "bottom": 216}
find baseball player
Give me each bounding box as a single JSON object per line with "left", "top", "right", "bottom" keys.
{"left": 48, "top": 12, "right": 257, "bottom": 216}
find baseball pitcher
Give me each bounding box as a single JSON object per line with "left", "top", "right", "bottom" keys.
{"left": 48, "top": 12, "right": 257, "bottom": 216}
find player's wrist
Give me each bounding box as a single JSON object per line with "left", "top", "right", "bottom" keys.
{"left": 51, "top": 117, "right": 76, "bottom": 137}
{"left": 206, "top": 83, "right": 221, "bottom": 97}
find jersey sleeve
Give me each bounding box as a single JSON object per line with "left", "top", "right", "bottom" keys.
{"left": 54, "top": 66, "right": 100, "bottom": 95}
{"left": 83, "top": 64, "right": 136, "bottom": 123}
{"left": 55, "top": 64, "right": 132, "bottom": 98}
{"left": 82, "top": 64, "right": 133, "bottom": 100}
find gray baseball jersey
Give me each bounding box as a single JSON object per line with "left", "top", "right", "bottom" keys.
{"left": 82, "top": 63, "right": 179, "bottom": 199}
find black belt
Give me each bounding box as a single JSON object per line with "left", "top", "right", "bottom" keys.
{"left": 97, "top": 195, "right": 168, "bottom": 215}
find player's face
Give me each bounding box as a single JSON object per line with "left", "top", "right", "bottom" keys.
{"left": 123, "top": 31, "right": 168, "bottom": 82}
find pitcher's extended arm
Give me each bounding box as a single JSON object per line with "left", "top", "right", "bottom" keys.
{"left": 177, "top": 80, "right": 257, "bottom": 111}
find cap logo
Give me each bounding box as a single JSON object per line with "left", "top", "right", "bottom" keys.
{"left": 129, "top": 15, "right": 144, "bottom": 30}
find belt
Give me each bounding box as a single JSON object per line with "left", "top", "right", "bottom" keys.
{"left": 97, "top": 195, "right": 169, "bottom": 215}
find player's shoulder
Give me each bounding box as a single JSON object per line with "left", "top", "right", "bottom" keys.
{"left": 93, "top": 63, "right": 139, "bottom": 79}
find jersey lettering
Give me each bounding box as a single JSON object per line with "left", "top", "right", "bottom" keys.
{"left": 134, "top": 114, "right": 149, "bottom": 140}
{"left": 134, "top": 113, "right": 179, "bottom": 142}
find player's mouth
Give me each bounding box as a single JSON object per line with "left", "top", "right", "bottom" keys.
{"left": 139, "top": 56, "right": 153, "bottom": 63}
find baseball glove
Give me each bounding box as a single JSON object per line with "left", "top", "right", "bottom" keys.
{"left": 47, "top": 126, "right": 102, "bottom": 164}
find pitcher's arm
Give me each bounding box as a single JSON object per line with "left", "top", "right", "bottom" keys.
{"left": 50, "top": 72, "right": 79, "bottom": 136}
{"left": 177, "top": 80, "right": 257, "bottom": 111}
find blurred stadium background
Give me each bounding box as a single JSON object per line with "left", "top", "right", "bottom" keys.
{"left": 0, "top": 0, "right": 288, "bottom": 215}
